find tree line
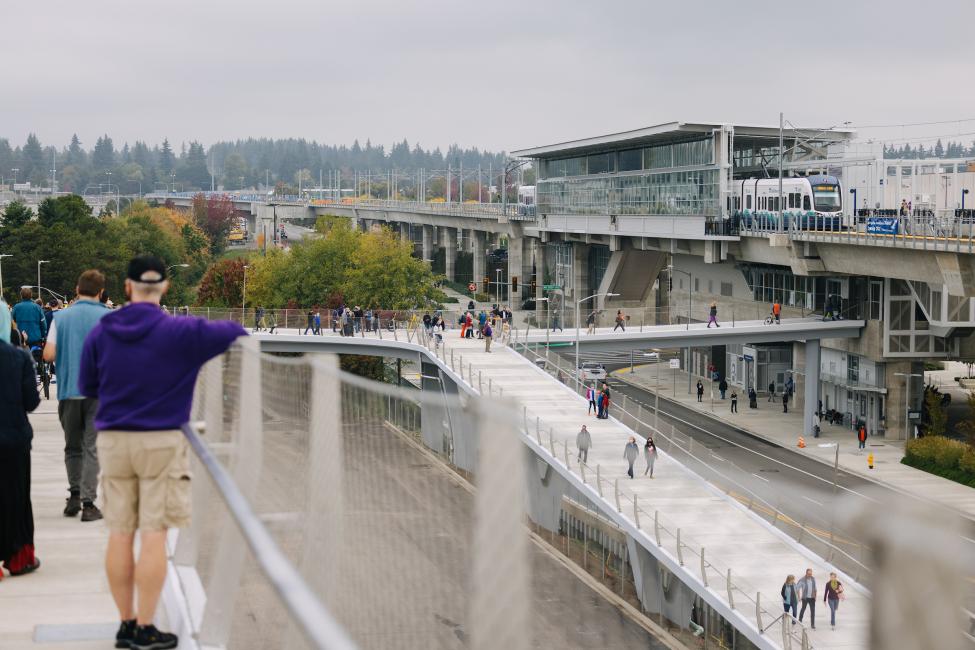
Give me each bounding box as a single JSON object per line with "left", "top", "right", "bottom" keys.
{"left": 0, "top": 133, "right": 506, "bottom": 195}
{"left": 883, "top": 139, "right": 975, "bottom": 160}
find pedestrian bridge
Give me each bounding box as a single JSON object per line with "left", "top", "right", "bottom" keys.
{"left": 520, "top": 318, "right": 864, "bottom": 352}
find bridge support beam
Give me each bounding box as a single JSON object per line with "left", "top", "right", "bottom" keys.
{"left": 472, "top": 230, "right": 487, "bottom": 287}
{"left": 443, "top": 227, "right": 458, "bottom": 282}
{"left": 422, "top": 225, "right": 434, "bottom": 263}
{"left": 803, "top": 339, "right": 820, "bottom": 439}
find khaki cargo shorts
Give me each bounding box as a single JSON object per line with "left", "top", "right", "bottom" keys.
{"left": 96, "top": 430, "right": 192, "bottom": 533}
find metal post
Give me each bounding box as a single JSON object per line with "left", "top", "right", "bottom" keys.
{"left": 726, "top": 569, "right": 734, "bottom": 608}
{"left": 676, "top": 528, "right": 684, "bottom": 565}
{"left": 614, "top": 479, "right": 621, "bottom": 512}
{"left": 778, "top": 112, "right": 785, "bottom": 234}
{"left": 653, "top": 510, "right": 661, "bottom": 546}
{"left": 563, "top": 440, "right": 570, "bottom": 469}
{"left": 549, "top": 429, "right": 555, "bottom": 456}
{"left": 596, "top": 465, "right": 603, "bottom": 496}
{"left": 632, "top": 494, "right": 640, "bottom": 528}
{"left": 701, "top": 547, "right": 708, "bottom": 587}
{"left": 756, "top": 591, "right": 763, "bottom": 632}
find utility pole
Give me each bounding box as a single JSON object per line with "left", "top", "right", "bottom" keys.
{"left": 778, "top": 112, "right": 785, "bottom": 233}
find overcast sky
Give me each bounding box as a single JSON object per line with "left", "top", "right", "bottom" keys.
{"left": 3, "top": 0, "right": 974, "bottom": 154}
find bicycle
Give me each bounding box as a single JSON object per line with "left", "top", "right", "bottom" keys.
{"left": 30, "top": 343, "right": 51, "bottom": 400}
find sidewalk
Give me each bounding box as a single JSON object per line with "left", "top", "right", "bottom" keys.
{"left": 612, "top": 363, "right": 975, "bottom": 521}
{"left": 0, "top": 401, "right": 118, "bottom": 649}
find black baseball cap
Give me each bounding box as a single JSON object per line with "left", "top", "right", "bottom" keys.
{"left": 127, "top": 255, "right": 168, "bottom": 284}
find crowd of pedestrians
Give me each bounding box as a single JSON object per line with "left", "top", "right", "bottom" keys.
{"left": 782, "top": 568, "right": 845, "bottom": 631}
{"left": 0, "top": 256, "right": 246, "bottom": 650}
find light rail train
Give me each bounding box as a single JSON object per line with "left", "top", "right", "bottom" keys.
{"left": 731, "top": 174, "right": 844, "bottom": 230}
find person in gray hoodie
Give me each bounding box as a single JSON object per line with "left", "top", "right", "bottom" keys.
{"left": 624, "top": 436, "right": 639, "bottom": 478}
{"left": 797, "top": 568, "right": 817, "bottom": 629}
{"left": 644, "top": 436, "right": 658, "bottom": 477}
{"left": 576, "top": 425, "right": 591, "bottom": 463}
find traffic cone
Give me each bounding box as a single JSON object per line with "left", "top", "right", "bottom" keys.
{"left": 868, "top": 453, "right": 874, "bottom": 469}
{"left": 797, "top": 436, "right": 806, "bottom": 448}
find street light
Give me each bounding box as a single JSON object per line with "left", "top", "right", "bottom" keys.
{"left": 575, "top": 292, "right": 619, "bottom": 382}
{"left": 242, "top": 265, "right": 250, "bottom": 323}
{"left": 894, "top": 371, "right": 924, "bottom": 439}
{"left": 668, "top": 264, "right": 692, "bottom": 330}
{"left": 37, "top": 260, "right": 49, "bottom": 302}
{"left": 0, "top": 253, "right": 11, "bottom": 299}
{"left": 849, "top": 188, "right": 857, "bottom": 221}
{"left": 963, "top": 188, "right": 969, "bottom": 211}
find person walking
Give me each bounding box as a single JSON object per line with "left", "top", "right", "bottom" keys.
{"left": 586, "top": 309, "right": 597, "bottom": 335}
{"left": 42, "top": 270, "right": 111, "bottom": 522}
{"left": 782, "top": 391, "right": 789, "bottom": 413}
{"left": 465, "top": 312, "right": 475, "bottom": 338}
{"left": 313, "top": 311, "right": 322, "bottom": 335}
{"left": 718, "top": 377, "right": 728, "bottom": 400}
{"left": 11, "top": 288, "right": 47, "bottom": 346}
{"left": 786, "top": 375, "right": 794, "bottom": 397}
{"left": 644, "top": 436, "right": 657, "bottom": 477}
{"left": 483, "top": 322, "right": 493, "bottom": 352}
{"left": 824, "top": 572, "right": 843, "bottom": 630}
{"left": 772, "top": 301, "right": 782, "bottom": 324}
{"left": 768, "top": 381, "right": 775, "bottom": 402}
{"left": 79, "top": 256, "right": 246, "bottom": 650}
{"left": 813, "top": 411, "right": 821, "bottom": 438}
{"left": 303, "top": 310, "right": 314, "bottom": 335}
{"left": 707, "top": 301, "right": 719, "bottom": 328}
{"left": 0, "top": 327, "right": 42, "bottom": 578}
{"left": 253, "top": 306, "right": 264, "bottom": 332}
{"left": 576, "top": 425, "right": 592, "bottom": 463}
{"left": 696, "top": 380, "right": 704, "bottom": 403}
{"left": 551, "top": 310, "right": 563, "bottom": 332}
{"left": 857, "top": 423, "right": 867, "bottom": 450}
{"left": 624, "top": 437, "right": 639, "bottom": 479}
{"left": 613, "top": 310, "right": 626, "bottom": 332}
{"left": 586, "top": 385, "right": 597, "bottom": 415}
{"left": 781, "top": 575, "right": 799, "bottom": 622}
{"left": 730, "top": 390, "right": 738, "bottom": 413}
{"left": 797, "top": 568, "right": 817, "bottom": 630}
{"left": 600, "top": 384, "right": 611, "bottom": 419}
{"left": 748, "top": 387, "right": 758, "bottom": 409}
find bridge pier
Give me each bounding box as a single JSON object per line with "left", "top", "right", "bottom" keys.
{"left": 507, "top": 237, "right": 526, "bottom": 308}
{"left": 472, "top": 230, "right": 487, "bottom": 287}
{"left": 422, "top": 225, "right": 434, "bottom": 263}
{"left": 443, "top": 227, "right": 458, "bottom": 282}
{"left": 803, "top": 339, "right": 820, "bottom": 439}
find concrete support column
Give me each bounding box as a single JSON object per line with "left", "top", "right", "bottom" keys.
{"left": 572, "top": 243, "right": 590, "bottom": 328}
{"left": 400, "top": 224, "right": 410, "bottom": 244}
{"left": 443, "top": 227, "right": 458, "bottom": 282}
{"left": 421, "top": 225, "right": 434, "bottom": 263}
{"left": 507, "top": 236, "right": 525, "bottom": 308}
{"left": 471, "top": 230, "right": 487, "bottom": 288}
{"left": 803, "top": 340, "right": 820, "bottom": 439}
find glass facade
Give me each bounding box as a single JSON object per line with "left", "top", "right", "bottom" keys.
{"left": 537, "top": 138, "right": 718, "bottom": 216}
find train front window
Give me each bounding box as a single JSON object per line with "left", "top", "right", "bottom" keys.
{"left": 812, "top": 184, "right": 841, "bottom": 212}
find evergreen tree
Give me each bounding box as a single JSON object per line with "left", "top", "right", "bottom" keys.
{"left": 159, "top": 138, "right": 175, "bottom": 175}
{"left": 66, "top": 134, "right": 86, "bottom": 167}
{"left": 92, "top": 134, "right": 116, "bottom": 172}
{"left": 21, "top": 133, "right": 45, "bottom": 185}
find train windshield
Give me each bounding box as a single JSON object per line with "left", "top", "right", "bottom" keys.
{"left": 812, "top": 184, "right": 841, "bottom": 212}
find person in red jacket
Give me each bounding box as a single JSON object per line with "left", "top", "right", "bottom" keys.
{"left": 857, "top": 423, "right": 867, "bottom": 451}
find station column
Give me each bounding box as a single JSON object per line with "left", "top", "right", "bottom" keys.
{"left": 803, "top": 339, "right": 820, "bottom": 439}
{"left": 507, "top": 236, "right": 525, "bottom": 308}
{"left": 471, "top": 230, "right": 487, "bottom": 289}
{"left": 400, "top": 224, "right": 410, "bottom": 245}
{"left": 422, "top": 225, "right": 434, "bottom": 262}
{"left": 443, "top": 227, "right": 457, "bottom": 281}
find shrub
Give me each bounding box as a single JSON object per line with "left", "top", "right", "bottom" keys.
{"left": 960, "top": 448, "right": 975, "bottom": 475}
{"left": 935, "top": 438, "right": 966, "bottom": 469}
{"left": 905, "top": 436, "right": 942, "bottom": 463}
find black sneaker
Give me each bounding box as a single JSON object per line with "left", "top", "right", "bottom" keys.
{"left": 130, "top": 624, "right": 178, "bottom": 650}
{"left": 63, "top": 494, "right": 81, "bottom": 517}
{"left": 115, "top": 619, "right": 136, "bottom": 648}
{"left": 81, "top": 502, "right": 103, "bottom": 522}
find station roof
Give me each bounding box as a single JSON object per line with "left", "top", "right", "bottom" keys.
{"left": 511, "top": 121, "right": 856, "bottom": 159}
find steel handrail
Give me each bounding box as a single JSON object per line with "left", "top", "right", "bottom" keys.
{"left": 180, "top": 422, "right": 356, "bottom": 650}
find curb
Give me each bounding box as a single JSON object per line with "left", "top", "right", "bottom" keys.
{"left": 610, "top": 367, "right": 975, "bottom": 525}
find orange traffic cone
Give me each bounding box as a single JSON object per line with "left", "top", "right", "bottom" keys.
{"left": 797, "top": 436, "right": 806, "bottom": 448}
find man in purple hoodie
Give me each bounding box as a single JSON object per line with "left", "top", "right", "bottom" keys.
{"left": 79, "top": 256, "right": 245, "bottom": 650}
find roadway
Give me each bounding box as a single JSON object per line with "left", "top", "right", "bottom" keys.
{"left": 561, "top": 352, "right": 975, "bottom": 598}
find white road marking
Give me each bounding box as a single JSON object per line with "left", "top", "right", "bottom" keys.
{"left": 802, "top": 496, "right": 824, "bottom": 507}
{"left": 751, "top": 473, "right": 770, "bottom": 483}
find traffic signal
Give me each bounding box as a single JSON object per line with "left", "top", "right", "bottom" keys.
{"left": 530, "top": 280, "right": 537, "bottom": 295}
{"left": 511, "top": 276, "right": 518, "bottom": 292}
{"left": 668, "top": 275, "right": 673, "bottom": 292}
{"left": 483, "top": 277, "right": 490, "bottom": 294}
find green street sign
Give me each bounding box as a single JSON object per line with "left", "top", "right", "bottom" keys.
{"left": 543, "top": 284, "right": 561, "bottom": 290}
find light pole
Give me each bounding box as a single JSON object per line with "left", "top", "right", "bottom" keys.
{"left": 849, "top": 188, "right": 857, "bottom": 222}
{"left": 495, "top": 267, "right": 502, "bottom": 305}
{"left": 0, "top": 253, "right": 10, "bottom": 299}
{"left": 37, "top": 260, "right": 49, "bottom": 302}
{"left": 575, "top": 292, "right": 619, "bottom": 379}
{"left": 241, "top": 265, "right": 249, "bottom": 324}
{"left": 894, "top": 371, "right": 924, "bottom": 439}
{"left": 668, "top": 264, "right": 692, "bottom": 330}
{"left": 963, "top": 189, "right": 969, "bottom": 211}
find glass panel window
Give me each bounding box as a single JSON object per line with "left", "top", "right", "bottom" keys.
{"left": 587, "top": 152, "right": 615, "bottom": 175}
{"left": 563, "top": 157, "right": 586, "bottom": 177}
{"left": 618, "top": 149, "right": 643, "bottom": 172}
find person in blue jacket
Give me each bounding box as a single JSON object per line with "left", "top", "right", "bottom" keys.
{"left": 11, "top": 288, "right": 46, "bottom": 346}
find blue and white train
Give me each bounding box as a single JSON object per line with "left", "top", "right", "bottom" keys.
{"left": 732, "top": 174, "right": 844, "bottom": 230}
